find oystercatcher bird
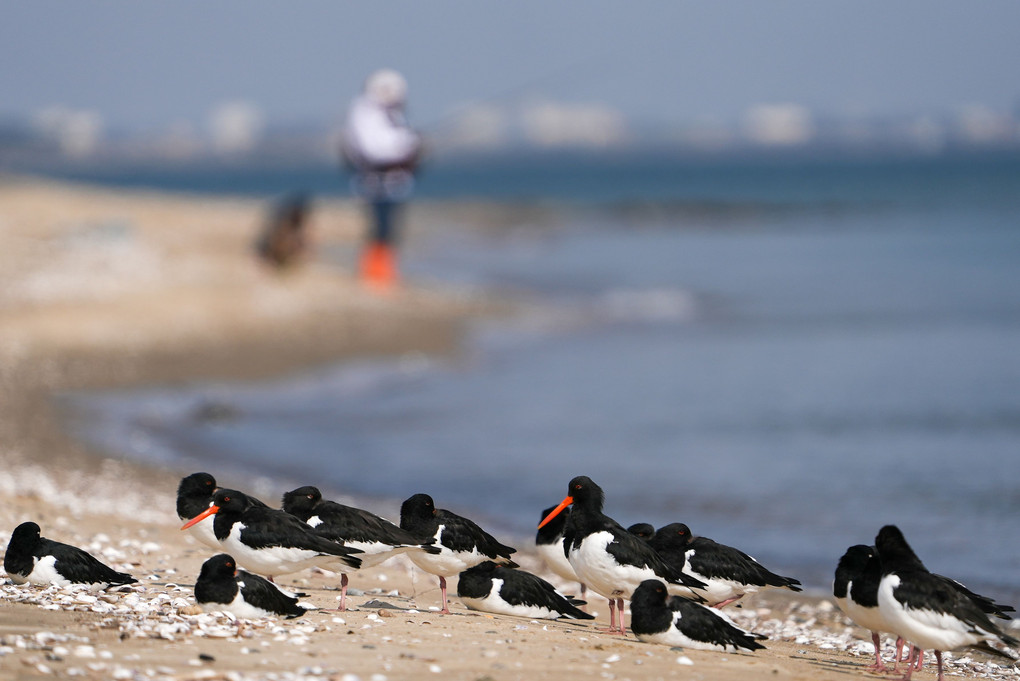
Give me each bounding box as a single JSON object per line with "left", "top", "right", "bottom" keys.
{"left": 630, "top": 579, "right": 766, "bottom": 652}
{"left": 176, "top": 472, "right": 268, "bottom": 550}
{"left": 399, "top": 493, "right": 517, "bottom": 614}
{"left": 626, "top": 523, "right": 655, "bottom": 541}
{"left": 177, "top": 472, "right": 220, "bottom": 549}
{"left": 4, "top": 521, "right": 136, "bottom": 589}
{"left": 539, "top": 476, "right": 707, "bottom": 635}
{"left": 181, "top": 489, "right": 362, "bottom": 595}
{"left": 649, "top": 522, "right": 801, "bottom": 608}
{"left": 834, "top": 544, "right": 902, "bottom": 671}
{"left": 875, "top": 525, "right": 1018, "bottom": 681}
{"left": 535, "top": 505, "right": 586, "bottom": 599}
{"left": 457, "top": 561, "right": 594, "bottom": 620}
{"left": 281, "top": 485, "right": 440, "bottom": 609}
{"left": 836, "top": 541, "right": 1015, "bottom": 674}
{"left": 195, "top": 553, "right": 313, "bottom": 619}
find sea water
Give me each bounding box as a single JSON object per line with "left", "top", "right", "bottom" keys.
{"left": 60, "top": 153, "right": 1020, "bottom": 601}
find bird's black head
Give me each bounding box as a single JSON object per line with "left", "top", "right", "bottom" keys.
{"left": 627, "top": 523, "right": 655, "bottom": 541}
{"left": 211, "top": 489, "right": 252, "bottom": 514}
{"left": 833, "top": 544, "right": 875, "bottom": 598}
{"left": 178, "top": 472, "right": 216, "bottom": 499}
{"left": 875, "top": 525, "right": 926, "bottom": 572}
{"left": 631, "top": 579, "right": 669, "bottom": 608}
{"left": 281, "top": 486, "right": 322, "bottom": 515}
{"left": 566, "top": 476, "right": 604, "bottom": 512}
{"left": 399, "top": 493, "right": 437, "bottom": 534}
{"left": 538, "top": 476, "right": 603, "bottom": 530}
{"left": 177, "top": 473, "right": 219, "bottom": 519}
{"left": 200, "top": 553, "right": 238, "bottom": 580}
{"left": 9, "top": 521, "right": 42, "bottom": 546}
{"left": 401, "top": 493, "right": 435, "bottom": 518}
{"left": 837, "top": 544, "right": 874, "bottom": 575}
{"left": 650, "top": 522, "right": 693, "bottom": 550}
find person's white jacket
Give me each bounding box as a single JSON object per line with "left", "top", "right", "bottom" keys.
{"left": 343, "top": 94, "right": 421, "bottom": 171}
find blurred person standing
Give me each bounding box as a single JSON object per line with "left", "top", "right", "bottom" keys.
{"left": 341, "top": 68, "right": 423, "bottom": 288}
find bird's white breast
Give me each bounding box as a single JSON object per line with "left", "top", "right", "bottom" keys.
{"left": 201, "top": 581, "right": 276, "bottom": 619}
{"left": 408, "top": 525, "right": 483, "bottom": 577}
{"left": 26, "top": 555, "right": 69, "bottom": 587}
{"left": 568, "top": 531, "right": 653, "bottom": 599}
{"left": 536, "top": 540, "right": 579, "bottom": 584}
{"left": 184, "top": 514, "right": 220, "bottom": 550}
{"left": 222, "top": 522, "right": 344, "bottom": 577}
{"left": 878, "top": 573, "right": 982, "bottom": 651}
{"left": 844, "top": 581, "right": 892, "bottom": 634}
{"left": 459, "top": 578, "right": 564, "bottom": 620}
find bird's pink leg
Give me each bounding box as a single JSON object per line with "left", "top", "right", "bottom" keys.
{"left": 712, "top": 595, "right": 744, "bottom": 609}
{"left": 335, "top": 573, "right": 349, "bottom": 612}
{"left": 933, "top": 650, "right": 944, "bottom": 681}
{"left": 898, "top": 647, "right": 920, "bottom": 681}
{"left": 599, "top": 598, "right": 625, "bottom": 634}
{"left": 892, "top": 637, "right": 906, "bottom": 672}
{"left": 616, "top": 597, "right": 627, "bottom": 635}
{"left": 865, "top": 631, "right": 887, "bottom": 671}
{"left": 914, "top": 648, "right": 924, "bottom": 671}
{"left": 439, "top": 576, "right": 451, "bottom": 614}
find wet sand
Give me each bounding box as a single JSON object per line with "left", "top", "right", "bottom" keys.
{"left": 0, "top": 177, "right": 1014, "bottom": 681}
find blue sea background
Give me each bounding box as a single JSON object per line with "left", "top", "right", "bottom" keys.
{"left": 53, "top": 151, "right": 1020, "bottom": 602}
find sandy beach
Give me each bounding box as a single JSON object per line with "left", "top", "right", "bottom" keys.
{"left": 0, "top": 177, "right": 1015, "bottom": 681}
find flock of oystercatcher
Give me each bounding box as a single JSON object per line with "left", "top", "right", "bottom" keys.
{"left": 3, "top": 471, "right": 1017, "bottom": 678}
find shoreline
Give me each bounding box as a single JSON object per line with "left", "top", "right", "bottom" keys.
{"left": 1, "top": 178, "right": 1016, "bottom": 680}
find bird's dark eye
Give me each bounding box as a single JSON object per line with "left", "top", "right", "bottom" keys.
{"left": 307, "top": 494, "right": 314, "bottom": 499}
{"left": 224, "top": 496, "right": 231, "bottom": 502}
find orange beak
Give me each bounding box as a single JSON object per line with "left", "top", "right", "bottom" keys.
{"left": 180, "top": 504, "right": 219, "bottom": 530}
{"left": 538, "top": 496, "right": 573, "bottom": 529}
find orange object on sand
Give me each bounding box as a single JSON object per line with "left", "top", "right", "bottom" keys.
{"left": 360, "top": 243, "right": 398, "bottom": 288}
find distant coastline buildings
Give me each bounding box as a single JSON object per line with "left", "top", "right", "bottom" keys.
{"left": 1, "top": 96, "right": 1019, "bottom": 167}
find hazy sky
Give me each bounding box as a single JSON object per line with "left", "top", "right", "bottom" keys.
{"left": 3, "top": 1, "right": 1019, "bottom": 132}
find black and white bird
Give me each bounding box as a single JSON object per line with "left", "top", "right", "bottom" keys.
{"left": 457, "top": 561, "right": 594, "bottom": 620}
{"left": 649, "top": 522, "right": 801, "bottom": 608}
{"left": 176, "top": 472, "right": 268, "bottom": 550}
{"left": 630, "top": 579, "right": 766, "bottom": 653}
{"left": 195, "top": 553, "right": 313, "bottom": 619}
{"left": 281, "top": 485, "right": 440, "bottom": 610}
{"left": 4, "top": 521, "right": 136, "bottom": 589}
{"left": 539, "top": 477, "right": 707, "bottom": 635}
{"left": 834, "top": 544, "right": 901, "bottom": 672}
{"left": 836, "top": 541, "right": 1015, "bottom": 675}
{"left": 535, "top": 505, "right": 585, "bottom": 599}
{"left": 176, "top": 472, "right": 221, "bottom": 549}
{"left": 399, "top": 493, "right": 517, "bottom": 614}
{"left": 181, "top": 489, "right": 363, "bottom": 595}
{"left": 875, "top": 525, "right": 1018, "bottom": 681}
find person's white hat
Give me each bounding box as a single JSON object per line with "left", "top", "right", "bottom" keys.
{"left": 365, "top": 69, "right": 408, "bottom": 107}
